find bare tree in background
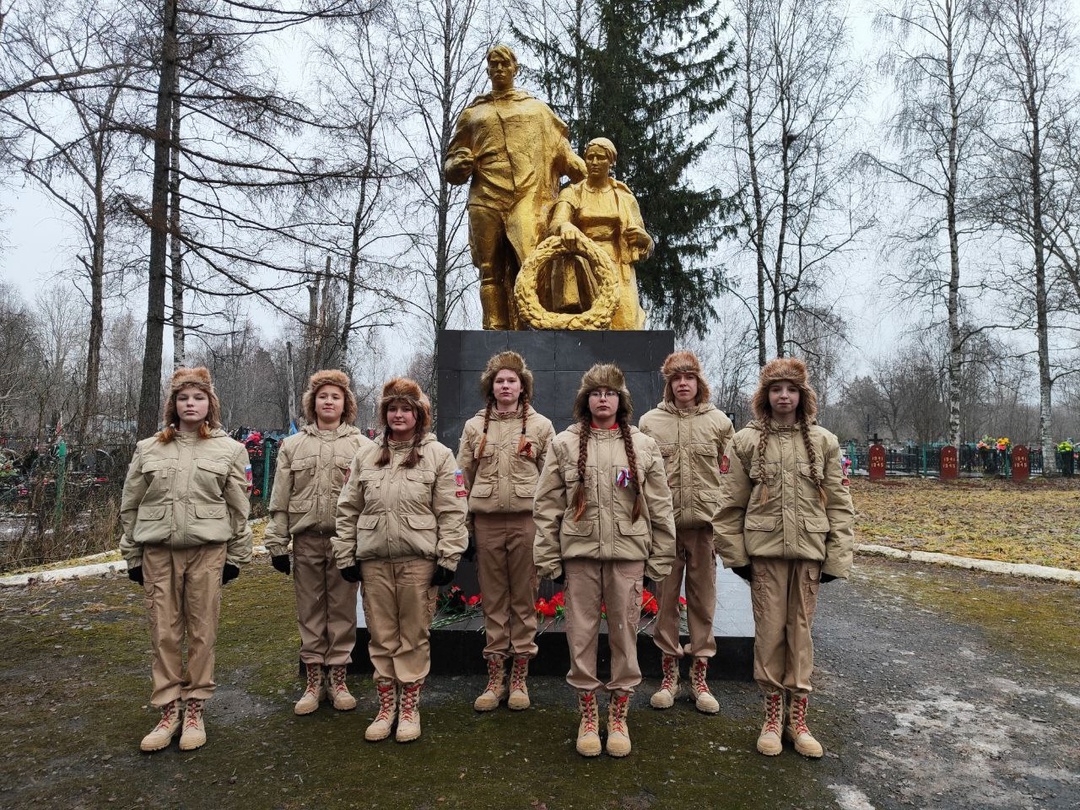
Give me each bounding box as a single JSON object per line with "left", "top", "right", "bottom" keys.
{"left": 0, "top": 0, "right": 144, "bottom": 442}
{"left": 388, "top": 0, "right": 493, "bottom": 400}
{"left": 871, "top": 0, "right": 994, "bottom": 449}
{"left": 978, "top": 0, "right": 1079, "bottom": 473}
{"left": 726, "top": 0, "right": 870, "bottom": 365}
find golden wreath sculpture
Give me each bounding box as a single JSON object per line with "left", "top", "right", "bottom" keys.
{"left": 514, "top": 235, "right": 620, "bottom": 330}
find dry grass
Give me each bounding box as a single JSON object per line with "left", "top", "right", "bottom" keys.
{"left": 851, "top": 476, "right": 1080, "bottom": 570}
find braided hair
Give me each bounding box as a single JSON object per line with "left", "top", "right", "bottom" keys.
{"left": 570, "top": 411, "right": 643, "bottom": 522}
{"left": 376, "top": 403, "right": 424, "bottom": 469}
{"left": 475, "top": 388, "right": 532, "bottom": 458}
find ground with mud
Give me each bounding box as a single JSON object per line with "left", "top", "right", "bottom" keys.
{"left": 1, "top": 556, "right": 1077, "bottom": 809}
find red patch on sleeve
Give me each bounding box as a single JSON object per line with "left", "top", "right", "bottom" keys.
{"left": 342, "top": 468, "right": 351, "bottom": 485}
{"left": 719, "top": 454, "right": 730, "bottom": 474}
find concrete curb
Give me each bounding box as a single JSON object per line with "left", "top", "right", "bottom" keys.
{"left": 857, "top": 543, "right": 1080, "bottom": 584}
{"left": 4, "top": 543, "right": 1077, "bottom": 587}
{"left": 0, "top": 546, "right": 271, "bottom": 588}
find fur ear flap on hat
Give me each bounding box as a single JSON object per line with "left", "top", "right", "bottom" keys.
{"left": 660, "top": 350, "right": 711, "bottom": 405}
{"left": 161, "top": 366, "right": 222, "bottom": 436}
{"left": 751, "top": 357, "right": 818, "bottom": 423}
{"left": 379, "top": 377, "right": 431, "bottom": 433}
{"left": 303, "top": 369, "right": 358, "bottom": 426}
{"left": 573, "top": 363, "right": 633, "bottom": 423}
{"left": 479, "top": 351, "right": 534, "bottom": 404}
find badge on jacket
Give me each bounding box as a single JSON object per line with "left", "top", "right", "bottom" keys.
{"left": 719, "top": 454, "right": 730, "bottom": 474}
{"left": 616, "top": 467, "right": 632, "bottom": 488}
{"left": 244, "top": 464, "right": 253, "bottom": 492}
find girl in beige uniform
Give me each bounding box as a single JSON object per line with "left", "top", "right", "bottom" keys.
{"left": 534, "top": 363, "right": 675, "bottom": 758}
{"left": 120, "top": 367, "right": 252, "bottom": 753}
{"left": 457, "top": 351, "right": 554, "bottom": 712}
{"left": 264, "top": 370, "right": 372, "bottom": 715}
{"left": 332, "top": 378, "right": 468, "bottom": 743}
{"left": 713, "top": 358, "right": 854, "bottom": 758}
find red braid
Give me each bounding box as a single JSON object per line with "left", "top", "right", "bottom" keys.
{"left": 571, "top": 420, "right": 590, "bottom": 521}
{"left": 618, "top": 413, "right": 643, "bottom": 522}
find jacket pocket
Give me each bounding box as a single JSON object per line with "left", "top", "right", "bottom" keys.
{"left": 617, "top": 519, "right": 648, "bottom": 536}
{"left": 405, "top": 469, "right": 437, "bottom": 484}
{"left": 288, "top": 499, "right": 313, "bottom": 514}
{"left": 514, "top": 484, "right": 536, "bottom": 499}
{"left": 404, "top": 514, "right": 437, "bottom": 531}
{"left": 803, "top": 516, "right": 830, "bottom": 533}
{"left": 470, "top": 482, "right": 494, "bottom": 499}
{"left": 194, "top": 504, "right": 227, "bottom": 519}
{"left": 196, "top": 459, "right": 229, "bottom": 476}
{"left": 746, "top": 516, "right": 776, "bottom": 531}
{"left": 562, "top": 519, "right": 594, "bottom": 536}
{"left": 137, "top": 505, "right": 167, "bottom": 521}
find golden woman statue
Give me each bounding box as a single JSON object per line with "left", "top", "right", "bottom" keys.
{"left": 547, "top": 137, "right": 654, "bottom": 330}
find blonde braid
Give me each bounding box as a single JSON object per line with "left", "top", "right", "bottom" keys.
{"left": 517, "top": 397, "right": 530, "bottom": 455}
{"left": 618, "top": 413, "right": 643, "bottom": 522}
{"left": 476, "top": 402, "right": 493, "bottom": 458}
{"left": 404, "top": 427, "right": 424, "bottom": 469}
{"left": 376, "top": 425, "right": 392, "bottom": 467}
{"left": 756, "top": 420, "right": 771, "bottom": 505}
{"left": 571, "top": 419, "right": 590, "bottom": 521}
{"left": 799, "top": 418, "right": 827, "bottom": 506}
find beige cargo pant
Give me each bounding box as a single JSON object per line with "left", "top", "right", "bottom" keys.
{"left": 360, "top": 558, "right": 437, "bottom": 684}
{"left": 293, "top": 532, "right": 358, "bottom": 666}
{"left": 142, "top": 543, "right": 226, "bottom": 707}
{"left": 652, "top": 525, "right": 717, "bottom": 659}
{"left": 750, "top": 557, "right": 821, "bottom": 695}
{"left": 564, "top": 558, "right": 644, "bottom": 695}
{"left": 474, "top": 512, "right": 539, "bottom": 661}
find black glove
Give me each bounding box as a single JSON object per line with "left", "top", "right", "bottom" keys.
{"left": 127, "top": 565, "right": 143, "bottom": 586}
{"left": 339, "top": 564, "right": 361, "bottom": 583}
{"left": 222, "top": 563, "right": 240, "bottom": 585}
{"left": 462, "top": 534, "right": 477, "bottom": 562}
{"left": 820, "top": 572, "right": 838, "bottom": 584}
{"left": 731, "top": 565, "right": 752, "bottom": 582}
{"left": 271, "top": 554, "right": 291, "bottom": 576}
{"left": 552, "top": 570, "right": 566, "bottom": 586}
{"left": 430, "top": 565, "right": 455, "bottom": 587}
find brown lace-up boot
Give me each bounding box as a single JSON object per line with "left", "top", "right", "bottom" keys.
{"left": 786, "top": 693, "right": 824, "bottom": 758}
{"left": 328, "top": 665, "right": 357, "bottom": 711}
{"left": 474, "top": 656, "right": 507, "bottom": 712}
{"left": 179, "top": 698, "right": 207, "bottom": 751}
{"left": 650, "top": 654, "right": 680, "bottom": 709}
{"left": 690, "top": 657, "right": 720, "bottom": 714}
{"left": 294, "top": 663, "right": 324, "bottom": 715}
{"left": 396, "top": 681, "right": 423, "bottom": 742}
{"left": 575, "top": 691, "right": 602, "bottom": 757}
{"left": 507, "top": 657, "right": 530, "bottom": 710}
{"left": 140, "top": 698, "right": 182, "bottom": 752}
{"left": 606, "top": 693, "right": 632, "bottom": 757}
{"left": 364, "top": 679, "right": 397, "bottom": 742}
{"left": 756, "top": 691, "right": 784, "bottom": 756}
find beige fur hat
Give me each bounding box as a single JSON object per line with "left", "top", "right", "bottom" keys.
{"left": 661, "top": 350, "right": 711, "bottom": 404}
{"left": 379, "top": 377, "right": 431, "bottom": 433}
{"left": 163, "top": 367, "right": 221, "bottom": 428}
{"left": 303, "top": 369, "right": 358, "bottom": 425}
{"left": 479, "top": 351, "right": 534, "bottom": 403}
{"left": 573, "top": 363, "right": 633, "bottom": 423}
{"left": 751, "top": 357, "right": 818, "bottom": 423}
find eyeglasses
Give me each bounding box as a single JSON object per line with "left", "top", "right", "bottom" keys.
{"left": 589, "top": 389, "right": 619, "bottom": 399}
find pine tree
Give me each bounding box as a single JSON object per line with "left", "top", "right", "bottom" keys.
{"left": 514, "top": 0, "right": 737, "bottom": 336}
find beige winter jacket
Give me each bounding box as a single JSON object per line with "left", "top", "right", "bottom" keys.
{"left": 263, "top": 424, "right": 372, "bottom": 555}
{"left": 533, "top": 424, "right": 677, "bottom": 582}
{"left": 119, "top": 430, "right": 253, "bottom": 568}
{"left": 332, "top": 435, "right": 469, "bottom": 570}
{"left": 638, "top": 401, "right": 734, "bottom": 530}
{"left": 456, "top": 406, "right": 555, "bottom": 514}
{"left": 712, "top": 420, "right": 854, "bottom": 578}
